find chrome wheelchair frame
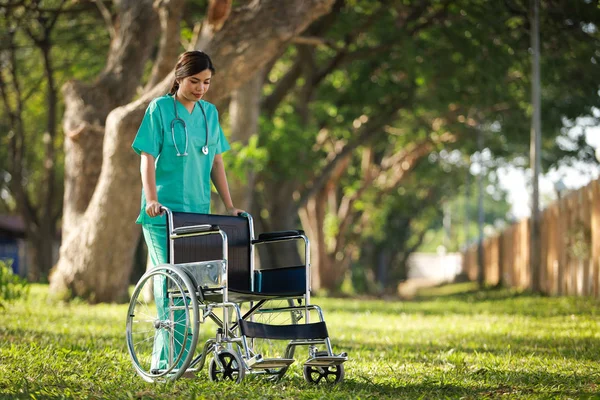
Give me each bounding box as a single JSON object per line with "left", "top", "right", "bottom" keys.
{"left": 126, "top": 207, "right": 347, "bottom": 383}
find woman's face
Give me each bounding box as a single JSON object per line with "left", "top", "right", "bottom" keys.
{"left": 177, "top": 69, "right": 212, "bottom": 104}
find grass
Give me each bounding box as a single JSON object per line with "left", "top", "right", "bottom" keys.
{"left": 1, "top": 283, "right": 600, "bottom": 399}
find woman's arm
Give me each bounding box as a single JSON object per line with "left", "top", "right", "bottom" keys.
{"left": 140, "top": 152, "right": 163, "bottom": 217}
{"left": 211, "top": 153, "right": 244, "bottom": 215}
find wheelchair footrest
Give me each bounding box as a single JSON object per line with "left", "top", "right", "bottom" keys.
{"left": 304, "top": 355, "right": 347, "bottom": 367}
{"left": 248, "top": 356, "right": 295, "bottom": 369}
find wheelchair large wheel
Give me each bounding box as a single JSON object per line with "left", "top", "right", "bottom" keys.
{"left": 126, "top": 264, "right": 200, "bottom": 382}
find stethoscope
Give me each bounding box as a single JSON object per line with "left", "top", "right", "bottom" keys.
{"left": 171, "top": 94, "right": 209, "bottom": 156}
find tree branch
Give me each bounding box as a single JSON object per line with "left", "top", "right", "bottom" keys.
{"left": 312, "top": 7, "right": 383, "bottom": 86}
{"left": 0, "top": 65, "right": 16, "bottom": 126}
{"left": 262, "top": 54, "right": 303, "bottom": 117}
{"left": 291, "top": 35, "right": 338, "bottom": 48}
{"left": 201, "top": 0, "right": 337, "bottom": 103}
{"left": 4, "top": 36, "right": 37, "bottom": 227}
{"left": 39, "top": 29, "right": 58, "bottom": 224}
{"left": 375, "top": 140, "right": 433, "bottom": 190}
{"left": 503, "top": 0, "right": 528, "bottom": 18}
{"left": 406, "top": 1, "right": 450, "bottom": 36}
{"left": 297, "top": 94, "right": 411, "bottom": 210}
{"left": 143, "top": 0, "right": 185, "bottom": 90}
{"left": 93, "top": 0, "right": 116, "bottom": 39}
{"left": 332, "top": 138, "right": 434, "bottom": 256}
{"left": 259, "top": 0, "right": 345, "bottom": 116}
{"left": 47, "top": 0, "right": 68, "bottom": 31}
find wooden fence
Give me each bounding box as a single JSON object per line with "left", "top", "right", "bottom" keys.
{"left": 462, "top": 178, "right": 600, "bottom": 297}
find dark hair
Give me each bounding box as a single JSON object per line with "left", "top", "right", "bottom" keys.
{"left": 168, "top": 51, "right": 215, "bottom": 95}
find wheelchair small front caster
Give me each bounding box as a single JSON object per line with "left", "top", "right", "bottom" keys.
{"left": 208, "top": 350, "right": 245, "bottom": 383}
{"left": 303, "top": 364, "right": 344, "bottom": 384}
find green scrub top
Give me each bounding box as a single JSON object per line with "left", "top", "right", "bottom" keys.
{"left": 132, "top": 95, "right": 230, "bottom": 225}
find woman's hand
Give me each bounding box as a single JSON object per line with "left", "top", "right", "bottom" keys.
{"left": 146, "top": 200, "right": 164, "bottom": 218}
{"left": 226, "top": 206, "right": 245, "bottom": 216}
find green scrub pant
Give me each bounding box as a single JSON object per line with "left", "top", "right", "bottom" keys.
{"left": 142, "top": 224, "right": 191, "bottom": 372}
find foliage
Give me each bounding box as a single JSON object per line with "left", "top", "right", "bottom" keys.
{"left": 1, "top": 284, "right": 600, "bottom": 398}
{"left": 0, "top": 0, "right": 109, "bottom": 209}
{"left": 0, "top": 260, "right": 28, "bottom": 308}
{"left": 226, "top": 135, "right": 269, "bottom": 184}
{"left": 255, "top": 0, "right": 600, "bottom": 291}
{"left": 0, "top": 0, "right": 110, "bottom": 278}
{"left": 2, "top": 0, "right": 599, "bottom": 294}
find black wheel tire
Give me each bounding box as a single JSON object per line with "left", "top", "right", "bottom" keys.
{"left": 303, "top": 364, "right": 344, "bottom": 384}
{"left": 208, "top": 350, "right": 245, "bottom": 383}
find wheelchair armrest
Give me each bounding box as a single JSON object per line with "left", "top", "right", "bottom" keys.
{"left": 253, "top": 230, "right": 304, "bottom": 244}
{"left": 172, "top": 224, "right": 220, "bottom": 235}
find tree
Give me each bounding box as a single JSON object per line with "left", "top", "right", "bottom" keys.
{"left": 9, "top": 0, "right": 591, "bottom": 300}
{"left": 250, "top": 0, "right": 600, "bottom": 292}
{"left": 252, "top": 0, "right": 455, "bottom": 290}
{"left": 48, "top": 0, "right": 336, "bottom": 302}
{"left": 0, "top": 0, "right": 99, "bottom": 280}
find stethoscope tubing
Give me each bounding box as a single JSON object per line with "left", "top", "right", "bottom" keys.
{"left": 171, "top": 95, "right": 209, "bottom": 157}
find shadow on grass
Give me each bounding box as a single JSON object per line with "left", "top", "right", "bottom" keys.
{"left": 0, "top": 326, "right": 125, "bottom": 354}
{"left": 5, "top": 373, "right": 595, "bottom": 400}
{"left": 275, "top": 370, "right": 596, "bottom": 399}
{"left": 413, "top": 284, "right": 524, "bottom": 301}
{"left": 321, "top": 285, "right": 600, "bottom": 318}
{"left": 3, "top": 327, "right": 598, "bottom": 399}
{"left": 335, "top": 330, "right": 600, "bottom": 363}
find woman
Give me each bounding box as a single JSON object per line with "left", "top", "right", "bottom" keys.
{"left": 132, "top": 51, "right": 242, "bottom": 373}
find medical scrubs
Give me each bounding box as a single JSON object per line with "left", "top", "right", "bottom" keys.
{"left": 132, "top": 94, "right": 230, "bottom": 371}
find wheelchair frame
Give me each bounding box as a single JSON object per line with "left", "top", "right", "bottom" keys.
{"left": 126, "top": 207, "right": 347, "bottom": 383}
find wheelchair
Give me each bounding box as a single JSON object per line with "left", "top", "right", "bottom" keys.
{"left": 126, "top": 207, "right": 348, "bottom": 383}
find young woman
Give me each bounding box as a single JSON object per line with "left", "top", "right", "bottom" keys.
{"left": 132, "top": 51, "right": 242, "bottom": 372}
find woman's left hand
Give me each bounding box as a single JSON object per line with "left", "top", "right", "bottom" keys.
{"left": 227, "top": 207, "right": 245, "bottom": 216}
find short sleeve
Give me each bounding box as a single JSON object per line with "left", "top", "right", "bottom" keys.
{"left": 216, "top": 123, "right": 231, "bottom": 155}
{"left": 214, "top": 107, "right": 230, "bottom": 155}
{"left": 132, "top": 101, "right": 163, "bottom": 158}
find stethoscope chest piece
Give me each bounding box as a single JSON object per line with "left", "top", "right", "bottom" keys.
{"left": 202, "top": 146, "right": 209, "bottom": 155}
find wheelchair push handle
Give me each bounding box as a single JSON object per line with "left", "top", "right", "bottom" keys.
{"left": 157, "top": 207, "right": 216, "bottom": 236}
{"left": 160, "top": 206, "right": 249, "bottom": 219}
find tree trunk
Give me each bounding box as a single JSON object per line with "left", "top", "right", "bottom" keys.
{"left": 143, "top": 0, "right": 186, "bottom": 91}
{"left": 27, "top": 223, "right": 56, "bottom": 282}
{"left": 49, "top": 0, "right": 336, "bottom": 302}
{"left": 300, "top": 192, "right": 347, "bottom": 291}
{"left": 376, "top": 247, "right": 391, "bottom": 290}
{"left": 253, "top": 178, "right": 303, "bottom": 270}
{"left": 298, "top": 138, "right": 433, "bottom": 291}
{"left": 60, "top": 0, "right": 161, "bottom": 242}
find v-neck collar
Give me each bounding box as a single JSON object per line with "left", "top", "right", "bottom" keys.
{"left": 173, "top": 95, "right": 197, "bottom": 116}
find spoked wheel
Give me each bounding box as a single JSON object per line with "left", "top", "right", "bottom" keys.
{"left": 126, "top": 264, "right": 200, "bottom": 382}
{"left": 248, "top": 299, "right": 301, "bottom": 381}
{"left": 208, "top": 350, "right": 245, "bottom": 383}
{"left": 303, "top": 364, "right": 344, "bottom": 384}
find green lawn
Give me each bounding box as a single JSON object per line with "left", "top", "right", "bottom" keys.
{"left": 1, "top": 283, "right": 599, "bottom": 399}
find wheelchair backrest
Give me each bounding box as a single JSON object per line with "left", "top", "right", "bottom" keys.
{"left": 167, "top": 212, "right": 252, "bottom": 292}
